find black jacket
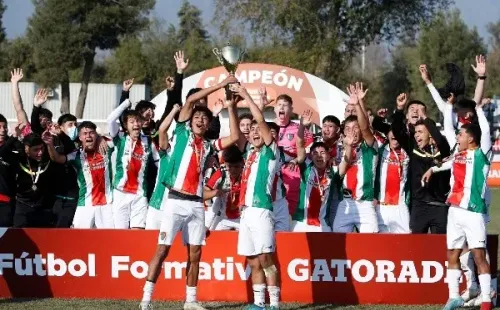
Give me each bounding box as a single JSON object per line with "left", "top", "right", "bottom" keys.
{"left": 391, "top": 110, "right": 451, "bottom": 207}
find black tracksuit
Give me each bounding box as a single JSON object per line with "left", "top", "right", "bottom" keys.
{"left": 391, "top": 110, "right": 451, "bottom": 234}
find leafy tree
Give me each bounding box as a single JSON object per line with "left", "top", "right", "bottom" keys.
{"left": 213, "top": 0, "right": 451, "bottom": 85}
{"left": 178, "top": 0, "right": 209, "bottom": 44}
{"left": 485, "top": 21, "right": 500, "bottom": 96}
{"left": 28, "top": 0, "right": 155, "bottom": 116}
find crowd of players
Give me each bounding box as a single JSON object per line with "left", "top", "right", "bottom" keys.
{"left": 0, "top": 51, "right": 494, "bottom": 310}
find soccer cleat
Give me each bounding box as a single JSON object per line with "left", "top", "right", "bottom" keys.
{"left": 183, "top": 302, "right": 207, "bottom": 310}
{"left": 460, "top": 287, "right": 479, "bottom": 302}
{"left": 480, "top": 301, "right": 493, "bottom": 310}
{"left": 243, "top": 304, "right": 266, "bottom": 310}
{"left": 139, "top": 301, "right": 152, "bottom": 310}
{"left": 442, "top": 297, "right": 464, "bottom": 310}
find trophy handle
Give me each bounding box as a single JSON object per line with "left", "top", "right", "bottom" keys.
{"left": 212, "top": 48, "right": 224, "bottom": 65}
{"left": 239, "top": 49, "right": 246, "bottom": 63}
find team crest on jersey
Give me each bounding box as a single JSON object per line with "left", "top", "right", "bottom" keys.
{"left": 159, "top": 232, "right": 167, "bottom": 240}
{"left": 286, "top": 133, "right": 294, "bottom": 141}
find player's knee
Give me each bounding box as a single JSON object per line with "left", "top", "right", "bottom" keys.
{"left": 263, "top": 264, "right": 278, "bottom": 278}
{"left": 188, "top": 246, "right": 202, "bottom": 263}
{"left": 155, "top": 245, "right": 169, "bottom": 261}
{"left": 247, "top": 256, "right": 261, "bottom": 270}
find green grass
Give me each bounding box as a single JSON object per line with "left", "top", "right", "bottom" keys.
{"left": 1, "top": 189, "right": 500, "bottom": 309}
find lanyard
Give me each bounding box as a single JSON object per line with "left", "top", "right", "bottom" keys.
{"left": 20, "top": 160, "right": 50, "bottom": 191}
{"left": 192, "top": 137, "right": 204, "bottom": 174}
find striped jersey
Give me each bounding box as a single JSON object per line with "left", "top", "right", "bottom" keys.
{"left": 162, "top": 122, "right": 223, "bottom": 197}
{"left": 343, "top": 141, "right": 378, "bottom": 201}
{"left": 111, "top": 133, "right": 159, "bottom": 196}
{"left": 375, "top": 144, "right": 410, "bottom": 206}
{"left": 149, "top": 150, "right": 169, "bottom": 210}
{"left": 206, "top": 165, "right": 241, "bottom": 219}
{"left": 67, "top": 148, "right": 113, "bottom": 207}
{"left": 239, "top": 141, "right": 280, "bottom": 210}
{"left": 293, "top": 162, "right": 337, "bottom": 227}
{"left": 446, "top": 148, "right": 490, "bottom": 214}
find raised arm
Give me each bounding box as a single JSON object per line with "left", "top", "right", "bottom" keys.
{"left": 217, "top": 97, "right": 241, "bottom": 149}
{"left": 106, "top": 99, "right": 131, "bottom": 137}
{"left": 31, "top": 88, "right": 49, "bottom": 134}
{"left": 41, "top": 130, "right": 67, "bottom": 164}
{"left": 476, "top": 99, "right": 492, "bottom": 154}
{"left": 471, "top": 55, "right": 486, "bottom": 105}
{"left": 391, "top": 93, "right": 411, "bottom": 153}
{"left": 235, "top": 85, "right": 274, "bottom": 146}
{"left": 158, "top": 104, "right": 181, "bottom": 150}
{"left": 159, "top": 51, "right": 187, "bottom": 125}
{"left": 10, "top": 69, "right": 29, "bottom": 127}
{"left": 419, "top": 64, "right": 445, "bottom": 113}
{"left": 120, "top": 78, "right": 134, "bottom": 106}
{"left": 348, "top": 85, "right": 375, "bottom": 147}
{"left": 178, "top": 75, "right": 237, "bottom": 123}
{"left": 338, "top": 134, "right": 354, "bottom": 177}
{"left": 296, "top": 110, "right": 312, "bottom": 164}
{"left": 442, "top": 97, "right": 456, "bottom": 148}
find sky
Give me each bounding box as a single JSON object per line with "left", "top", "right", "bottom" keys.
{"left": 3, "top": 0, "right": 500, "bottom": 43}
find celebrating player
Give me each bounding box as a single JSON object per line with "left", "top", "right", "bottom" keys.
{"left": 140, "top": 75, "right": 239, "bottom": 310}
{"left": 333, "top": 86, "right": 379, "bottom": 233}
{"left": 374, "top": 129, "right": 410, "bottom": 233}
{"left": 44, "top": 122, "right": 114, "bottom": 228}
{"left": 204, "top": 145, "right": 244, "bottom": 231}
{"left": 422, "top": 123, "right": 492, "bottom": 310}
{"left": 145, "top": 104, "right": 182, "bottom": 230}
{"left": 107, "top": 99, "right": 160, "bottom": 229}
{"left": 235, "top": 84, "right": 281, "bottom": 310}
{"left": 292, "top": 110, "right": 352, "bottom": 232}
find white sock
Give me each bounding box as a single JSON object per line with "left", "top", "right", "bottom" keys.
{"left": 186, "top": 286, "right": 197, "bottom": 303}
{"left": 459, "top": 251, "right": 478, "bottom": 291}
{"left": 447, "top": 269, "right": 462, "bottom": 299}
{"left": 252, "top": 284, "right": 266, "bottom": 307}
{"left": 478, "top": 274, "right": 492, "bottom": 302}
{"left": 267, "top": 285, "right": 280, "bottom": 307}
{"left": 142, "top": 281, "right": 155, "bottom": 302}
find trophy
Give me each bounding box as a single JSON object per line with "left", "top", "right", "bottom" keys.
{"left": 213, "top": 42, "right": 245, "bottom": 99}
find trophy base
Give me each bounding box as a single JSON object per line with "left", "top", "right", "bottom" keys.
{"left": 224, "top": 82, "right": 241, "bottom": 100}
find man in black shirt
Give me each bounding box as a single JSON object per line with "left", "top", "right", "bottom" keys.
{"left": 392, "top": 98, "right": 451, "bottom": 234}
{"left": 0, "top": 115, "right": 19, "bottom": 227}
{"left": 12, "top": 134, "right": 57, "bottom": 228}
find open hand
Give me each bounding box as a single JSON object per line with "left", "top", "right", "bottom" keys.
{"left": 471, "top": 55, "right": 486, "bottom": 77}
{"left": 41, "top": 130, "right": 54, "bottom": 145}
{"left": 174, "top": 50, "right": 189, "bottom": 72}
{"left": 355, "top": 82, "right": 368, "bottom": 101}
{"left": 213, "top": 98, "right": 225, "bottom": 116}
{"left": 11, "top": 68, "right": 23, "bottom": 83}
{"left": 34, "top": 88, "right": 49, "bottom": 107}
{"left": 421, "top": 169, "right": 433, "bottom": 187}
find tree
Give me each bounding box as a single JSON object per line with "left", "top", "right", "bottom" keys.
{"left": 405, "top": 10, "right": 487, "bottom": 118}
{"left": 105, "top": 37, "right": 149, "bottom": 84}
{"left": 177, "top": 0, "right": 209, "bottom": 44}
{"left": 28, "top": 0, "right": 155, "bottom": 117}
{"left": 213, "top": 0, "right": 451, "bottom": 85}
{"left": 486, "top": 20, "right": 500, "bottom": 96}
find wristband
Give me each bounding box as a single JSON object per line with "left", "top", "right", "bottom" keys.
{"left": 478, "top": 76, "right": 487, "bottom": 80}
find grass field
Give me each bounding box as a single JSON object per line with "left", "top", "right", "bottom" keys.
{"left": 1, "top": 190, "right": 500, "bottom": 309}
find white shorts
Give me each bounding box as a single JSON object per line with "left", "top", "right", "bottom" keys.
{"left": 158, "top": 197, "right": 205, "bottom": 246}
{"left": 447, "top": 206, "right": 487, "bottom": 250}
{"left": 145, "top": 207, "right": 163, "bottom": 230}
{"left": 292, "top": 220, "right": 332, "bottom": 232}
{"left": 273, "top": 198, "right": 290, "bottom": 232}
{"left": 237, "top": 207, "right": 275, "bottom": 257}
{"left": 376, "top": 204, "right": 410, "bottom": 234}
{"left": 214, "top": 218, "right": 240, "bottom": 231}
{"left": 333, "top": 199, "right": 378, "bottom": 233}
{"left": 112, "top": 190, "right": 148, "bottom": 229}
{"left": 72, "top": 205, "right": 114, "bottom": 229}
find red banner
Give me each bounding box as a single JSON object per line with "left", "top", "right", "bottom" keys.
{"left": 0, "top": 229, "right": 497, "bottom": 305}
{"left": 488, "top": 162, "right": 500, "bottom": 187}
